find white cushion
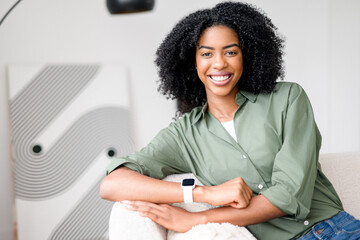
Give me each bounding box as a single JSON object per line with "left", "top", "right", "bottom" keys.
{"left": 109, "top": 202, "right": 167, "bottom": 240}
{"left": 319, "top": 152, "right": 360, "bottom": 219}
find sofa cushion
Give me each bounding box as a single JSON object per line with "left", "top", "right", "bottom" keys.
{"left": 319, "top": 152, "right": 360, "bottom": 219}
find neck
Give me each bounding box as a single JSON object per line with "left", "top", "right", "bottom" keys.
{"left": 207, "top": 91, "right": 239, "bottom": 122}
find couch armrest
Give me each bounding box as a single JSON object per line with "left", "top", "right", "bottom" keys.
{"left": 319, "top": 152, "right": 360, "bottom": 219}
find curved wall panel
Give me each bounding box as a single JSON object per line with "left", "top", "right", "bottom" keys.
{"left": 8, "top": 64, "right": 132, "bottom": 240}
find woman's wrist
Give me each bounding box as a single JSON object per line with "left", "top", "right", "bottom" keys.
{"left": 193, "top": 185, "right": 209, "bottom": 203}
{"left": 193, "top": 211, "right": 208, "bottom": 225}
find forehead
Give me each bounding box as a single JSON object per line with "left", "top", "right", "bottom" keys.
{"left": 198, "top": 25, "right": 239, "bottom": 45}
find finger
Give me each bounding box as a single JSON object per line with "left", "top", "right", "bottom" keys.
{"left": 120, "top": 201, "right": 158, "bottom": 212}
{"left": 140, "top": 211, "right": 161, "bottom": 222}
{"left": 125, "top": 203, "right": 163, "bottom": 215}
{"left": 122, "top": 200, "right": 163, "bottom": 210}
{"left": 228, "top": 201, "right": 246, "bottom": 209}
{"left": 126, "top": 202, "right": 172, "bottom": 220}
{"left": 234, "top": 193, "right": 250, "bottom": 208}
{"left": 227, "top": 202, "right": 238, "bottom": 208}
{"left": 239, "top": 185, "right": 252, "bottom": 201}
{"left": 247, "top": 186, "right": 253, "bottom": 200}
{"left": 243, "top": 191, "right": 251, "bottom": 204}
{"left": 242, "top": 188, "right": 252, "bottom": 202}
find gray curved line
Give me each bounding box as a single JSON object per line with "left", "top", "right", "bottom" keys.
{"left": 12, "top": 65, "right": 96, "bottom": 135}
{"left": 13, "top": 107, "right": 133, "bottom": 200}
{"left": 9, "top": 64, "right": 133, "bottom": 239}
{"left": 9, "top": 64, "right": 134, "bottom": 200}
{"left": 10, "top": 65, "right": 60, "bottom": 114}
{"left": 15, "top": 107, "right": 131, "bottom": 171}
{"left": 11, "top": 65, "right": 83, "bottom": 122}
{"left": 49, "top": 177, "right": 113, "bottom": 240}
{"left": 11, "top": 65, "right": 97, "bottom": 136}
{"left": 11, "top": 65, "right": 97, "bottom": 167}
{"left": 10, "top": 65, "right": 97, "bottom": 159}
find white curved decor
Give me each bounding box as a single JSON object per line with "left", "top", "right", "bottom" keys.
{"left": 8, "top": 64, "right": 132, "bottom": 240}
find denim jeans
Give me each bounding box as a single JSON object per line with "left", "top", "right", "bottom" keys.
{"left": 298, "top": 211, "right": 360, "bottom": 240}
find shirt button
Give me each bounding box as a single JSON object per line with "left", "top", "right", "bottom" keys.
{"left": 258, "top": 184, "right": 263, "bottom": 190}
{"left": 242, "top": 155, "right": 247, "bottom": 158}
{"left": 304, "top": 220, "right": 309, "bottom": 226}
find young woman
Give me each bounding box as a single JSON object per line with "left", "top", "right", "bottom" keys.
{"left": 100, "top": 2, "right": 360, "bottom": 239}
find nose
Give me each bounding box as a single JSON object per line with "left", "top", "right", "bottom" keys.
{"left": 212, "top": 54, "right": 227, "bottom": 70}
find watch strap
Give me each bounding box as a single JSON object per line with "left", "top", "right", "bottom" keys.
{"left": 183, "top": 187, "right": 193, "bottom": 203}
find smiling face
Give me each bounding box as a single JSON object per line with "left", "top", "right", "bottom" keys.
{"left": 195, "top": 25, "right": 243, "bottom": 101}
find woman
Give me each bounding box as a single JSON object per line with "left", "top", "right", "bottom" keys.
{"left": 100, "top": 2, "right": 360, "bottom": 239}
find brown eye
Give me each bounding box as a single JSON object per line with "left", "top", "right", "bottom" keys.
{"left": 225, "top": 51, "right": 237, "bottom": 56}
{"left": 201, "top": 52, "right": 212, "bottom": 57}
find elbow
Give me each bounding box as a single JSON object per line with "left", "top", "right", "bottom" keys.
{"left": 100, "top": 177, "right": 113, "bottom": 201}
{"left": 99, "top": 167, "right": 131, "bottom": 201}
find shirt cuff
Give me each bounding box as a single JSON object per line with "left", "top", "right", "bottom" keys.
{"left": 260, "top": 184, "right": 310, "bottom": 220}
{"left": 106, "top": 157, "right": 144, "bottom": 175}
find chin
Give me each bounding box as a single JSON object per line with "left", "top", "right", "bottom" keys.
{"left": 209, "top": 90, "right": 234, "bottom": 97}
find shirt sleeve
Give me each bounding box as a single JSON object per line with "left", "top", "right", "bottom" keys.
{"left": 259, "top": 83, "right": 321, "bottom": 220}
{"left": 106, "top": 122, "right": 190, "bottom": 179}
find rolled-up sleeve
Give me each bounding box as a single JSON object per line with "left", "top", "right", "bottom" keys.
{"left": 260, "top": 83, "right": 321, "bottom": 220}
{"left": 106, "top": 123, "right": 189, "bottom": 179}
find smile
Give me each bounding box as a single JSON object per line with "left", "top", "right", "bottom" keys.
{"left": 209, "top": 74, "right": 231, "bottom": 81}
{"left": 208, "top": 73, "right": 233, "bottom": 86}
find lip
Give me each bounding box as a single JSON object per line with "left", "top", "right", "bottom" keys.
{"left": 207, "top": 72, "right": 233, "bottom": 86}
{"left": 209, "top": 71, "right": 233, "bottom": 76}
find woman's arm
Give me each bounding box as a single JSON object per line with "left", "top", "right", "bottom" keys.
{"left": 100, "top": 166, "right": 183, "bottom": 203}
{"left": 200, "top": 195, "right": 286, "bottom": 226}
{"left": 123, "top": 194, "right": 286, "bottom": 233}
{"left": 100, "top": 166, "right": 252, "bottom": 207}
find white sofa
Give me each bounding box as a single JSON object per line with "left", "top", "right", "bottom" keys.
{"left": 318, "top": 152, "right": 360, "bottom": 219}
{"left": 108, "top": 152, "right": 360, "bottom": 240}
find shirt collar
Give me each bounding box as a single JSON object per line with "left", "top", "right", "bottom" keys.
{"left": 237, "top": 90, "right": 257, "bottom": 104}
{"left": 192, "top": 90, "right": 258, "bottom": 125}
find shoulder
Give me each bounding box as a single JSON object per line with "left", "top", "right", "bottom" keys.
{"left": 169, "top": 106, "right": 203, "bottom": 130}
{"left": 274, "top": 81, "right": 304, "bottom": 94}
{"left": 254, "top": 81, "right": 311, "bottom": 113}
{"left": 157, "top": 106, "right": 203, "bottom": 140}
{"left": 273, "top": 81, "right": 309, "bottom": 103}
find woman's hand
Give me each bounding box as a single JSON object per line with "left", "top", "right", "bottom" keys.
{"left": 201, "top": 177, "right": 253, "bottom": 208}
{"left": 121, "top": 200, "right": 204, "bottom": 233}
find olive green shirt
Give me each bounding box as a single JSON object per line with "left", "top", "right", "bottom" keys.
{"left": 107, "top": 82, "right": 343, "bottom": 240}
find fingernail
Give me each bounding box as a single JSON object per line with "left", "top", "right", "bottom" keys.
{"left": 121, "top": 200, "right": 132, "bottom": 204}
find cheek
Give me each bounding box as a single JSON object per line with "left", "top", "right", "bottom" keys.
{"left": 231, "top": 58, "right": 243, "bottom": 74}
{"left": 195, "top": 59, "right": 209, "bottom": 75}
{"left": 196, "top": 68, "right": 207, "bottom": 84}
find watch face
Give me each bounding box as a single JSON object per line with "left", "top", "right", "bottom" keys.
{"left": 182, "top": 178, "right": 195, "bottom": 186}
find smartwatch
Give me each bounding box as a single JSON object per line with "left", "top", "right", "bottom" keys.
{"left": 181, "top": 178, "right": 195, "bottom": 203}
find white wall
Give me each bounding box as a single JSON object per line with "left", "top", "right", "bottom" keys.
{"left": 1, "top": 0, "right": 359, "bottom": 239}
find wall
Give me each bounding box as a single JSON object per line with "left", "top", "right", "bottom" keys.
{"left": 0, "top": 0, "right": 359, "bottom": 239}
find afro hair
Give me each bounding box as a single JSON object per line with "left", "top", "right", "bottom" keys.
{"left": 155, "top": 1, "right": 285, "bottom": 114}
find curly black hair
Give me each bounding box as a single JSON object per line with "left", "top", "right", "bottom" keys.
{"left": 155, "top": 1, "right": 285, "bottom": 114}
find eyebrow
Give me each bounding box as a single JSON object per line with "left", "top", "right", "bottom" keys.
{"left": 198, "top": 43, "right": 240, "bottom": 50}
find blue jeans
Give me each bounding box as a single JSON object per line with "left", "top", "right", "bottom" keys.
{"left": 298, "top": 211, "right": 360, "bottom": 240}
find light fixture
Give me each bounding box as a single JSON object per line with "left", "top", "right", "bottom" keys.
{"left": 106, "top": 0, "right": 155, "bottom": 14}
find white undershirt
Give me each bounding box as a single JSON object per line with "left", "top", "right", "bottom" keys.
{"left": 221, "top": 120, "right": 238, "bottom": 142}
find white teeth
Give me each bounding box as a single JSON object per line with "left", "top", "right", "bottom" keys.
{"left": 210, "top": 75, "right": 231, "bottom": 81}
